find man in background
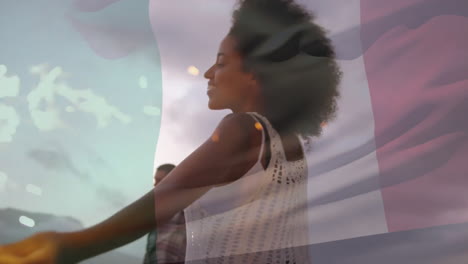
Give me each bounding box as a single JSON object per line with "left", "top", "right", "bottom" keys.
{"left": 143, "top": 164, "right": 186, "bottom": 264}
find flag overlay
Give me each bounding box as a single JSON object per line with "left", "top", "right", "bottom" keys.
{"left": 305, "top": 0, "right": 468, "bottom": 262}
{"left": 1, "top": 0, "right": 467, "bottom": 263}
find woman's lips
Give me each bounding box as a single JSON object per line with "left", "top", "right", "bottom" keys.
{"left": 207, "top": 85, "right": 215, "bottom": 96}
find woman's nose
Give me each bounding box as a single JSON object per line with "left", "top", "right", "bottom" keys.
{"left": 204, "top": 65, "right": 214, "bottom": 79}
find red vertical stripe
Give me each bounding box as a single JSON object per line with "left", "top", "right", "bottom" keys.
{"left": 361, "top": 0, "right": 468, "bottom": 232}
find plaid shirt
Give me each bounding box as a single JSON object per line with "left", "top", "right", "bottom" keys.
{"left": 143, "top": 211, "right": 186, "bottom": 264}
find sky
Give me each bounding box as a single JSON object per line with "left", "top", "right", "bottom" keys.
{"left": 0, "top": 0, "right": 162, "bottom": 258}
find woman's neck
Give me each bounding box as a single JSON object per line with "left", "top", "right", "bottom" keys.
{"left": 230, "top": 99, "right": 265, "bottom": 114}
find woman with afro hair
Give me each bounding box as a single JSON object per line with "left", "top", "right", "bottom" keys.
{"left": 0, "top": 0, "right": 340, "bottom": 263}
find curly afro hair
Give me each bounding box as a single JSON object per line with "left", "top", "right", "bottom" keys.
{"left": 229, "top": 0, "right": 341, "bottom": 137}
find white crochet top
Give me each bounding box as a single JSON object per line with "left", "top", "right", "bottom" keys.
{"left": 184, "top": 112, "right": 310, "bottom": 263}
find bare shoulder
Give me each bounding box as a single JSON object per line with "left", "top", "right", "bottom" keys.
{"left": 213, "top": 113, "right": 262, "bottom": 149}
{"left": 162, "top": 113, "right": 263, "bottom": 188}
{"left": 217, "top": 112, "right": 259, "bottom": 132}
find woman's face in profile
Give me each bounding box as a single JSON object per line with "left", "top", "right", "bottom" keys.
{"left": 204, "top": 35, "right": 257, "bottom": 112}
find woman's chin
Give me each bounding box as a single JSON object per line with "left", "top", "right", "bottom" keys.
{"left": 208, "top": 100, "right": 226, "bottom": 110}
{"left": 208, "top": 104, "right": 222, "bottom": 110}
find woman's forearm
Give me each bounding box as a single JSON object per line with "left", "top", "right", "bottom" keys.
{"left": 55, "top": 169, "right": 212, "bottom": 263}
{"left": 59, "top": 190, "right": 157, "bottom": 263}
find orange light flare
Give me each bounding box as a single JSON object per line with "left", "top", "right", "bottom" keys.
{"left": 211, "top": 131, "right": 220, "bottom": 142}
{"left": 254, "top": 122, "right": 263, "bottom": 131}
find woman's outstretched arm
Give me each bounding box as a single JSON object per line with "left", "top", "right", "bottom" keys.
{"left": 0, "top": 113, "right": 263, "bottom": 264}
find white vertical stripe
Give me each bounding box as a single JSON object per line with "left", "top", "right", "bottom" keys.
{"left": 304, "top": 0, "right": 388, "bottom": 245}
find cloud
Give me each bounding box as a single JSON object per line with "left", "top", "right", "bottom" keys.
{"left": 138, "top": 75, "right": 148, "bottom": 89}
{"left": 0, "top": 104, "right": 20, "bottom": 143}
{"left": 142, "top": 105, "right": 160, "bottom": 116}
{"left": 0, "top": 64, "right": 20, "bottom": 99}
{"left": 56, "top": 84, "right": 132, "bottom": 128}
{"left": 26, "top": 65, "right": 67, "bottom": 131}
{"left": 27, "top": 147, "right": 90, "bottom": 181}
{"left": 25, "top": 148, "right": 129, "bottom": 208}
{"left": 95, "top": 185, "right": 128, "bottom": 208}
{"left": 0, "top": 65, "right": 21, "bottom": 143}
{"left": 25, "top": 184, "right": 43, "bottom": 196}
{"left": 26, "top": 144, "right": 129, "bottom": 208}
{"left": 28, "top": 64, "right": 131, "bottom": 130}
